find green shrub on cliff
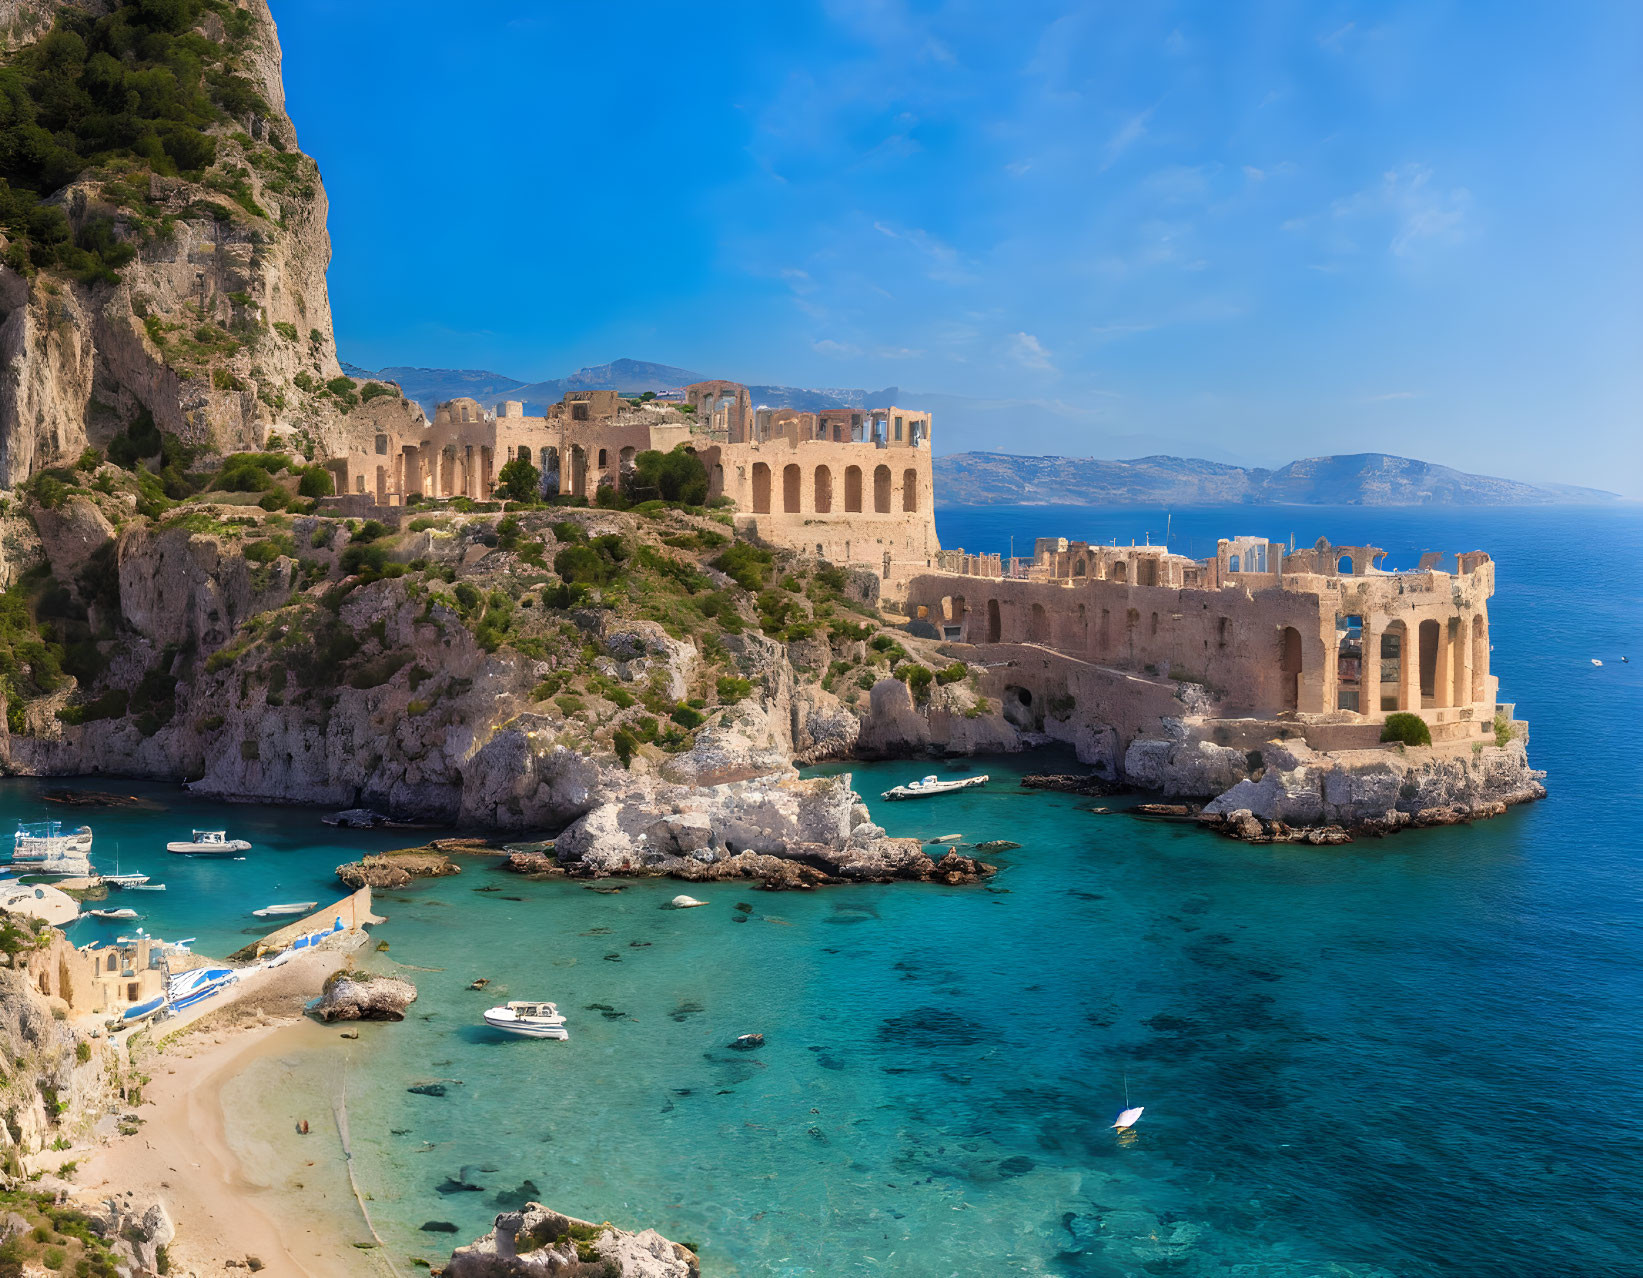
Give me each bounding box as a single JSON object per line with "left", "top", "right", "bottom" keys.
{"left": 0, "top": 0, "right": 269, "bottom": 280}
{"left": 1380, "top": 712, "right": 1432, "bottom": 747}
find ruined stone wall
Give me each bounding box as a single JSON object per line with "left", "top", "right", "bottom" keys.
{"left": 903, "top": 556, "right": 1499, "bottom": 730}
{"left": 704, "top": 434, "right": 940, "bottom": 590}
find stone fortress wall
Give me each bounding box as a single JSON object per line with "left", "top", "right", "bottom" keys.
{"left": 903, "top": 533, "right": 1503, "bottom": 755}
{"left": 320, "top": 378, "right": 941, "bottom": 588}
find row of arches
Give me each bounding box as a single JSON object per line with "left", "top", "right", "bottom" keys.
{"left": 750, "top": 463, "right": 921, "bottom": 515}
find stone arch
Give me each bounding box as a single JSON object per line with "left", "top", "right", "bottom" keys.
{"left": 751, "top": 462, "right": 772, "bottom": 514}
{"left": 1280, "top": 626, "right": 1303, "bottom": 712}
{"left": 1029, "top": 602, "right": 1049, "bottom": 643}
{"left": 902, "top": 468, "right": 918, "bottom": 512}
{"left": 845, "top": 465, "right": 863, "bottom": 513}
{"left": 986, "top": 598, "right": 1002, "bottom": 643}
{"left": 540, "top": 446, "right": 560, "bottom": 497}
{"left": 1380, "top": 619, "right": 1410, "bottom": 712}
{"left": 783, "top": 463, "right": 801, "bottom": 514}
{"left": 1150, "top": 610, "right": 1159, "bottom": 637}
{"left": 374, "top": 464, "right": 387, "bottom": 504}
{"left": 1073, "top": 560, "right": 1087, "bottom": 578}
{"left": 1419, "top": 619, "right": 1441, "bottom": 706}
{"left": 619, "top": 445, "right": 636, "bottom": 476}
{"left": 873, "top": 465, "right": 891, "bottom": 513}
{"left": 570, "top": 444, "right": 589, "bottom": 498}
{"left": 1112, "top": 561, "right": 1128, "bottom": 584}
{"left": 1229, "top": 554, "right": 1241, "bottom": 573}
{"left": 1337, "top": 554, "right": 1354, "bottom": 575}
{"left": 597, "top": 448, "right": 608, "bottom": 470}
{"left": 814, "top": 465, "right": 833, "bottom": 513}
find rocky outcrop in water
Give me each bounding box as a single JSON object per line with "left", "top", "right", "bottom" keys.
{"left": 313, "top": 969, "right": 417, "bottom": 1022}
{"left": 443, "top": 1202, "right": 699, "bottom": 1278}
{"left": 1197, "top": 737, "right": 1546, "bottom": 840}
{"left": 335, "top": 851, "right": 458, "bottom": 889}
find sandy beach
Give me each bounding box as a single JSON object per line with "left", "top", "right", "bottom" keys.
{"left": 73, "top": 950, "right": 401, "bottom": 1278}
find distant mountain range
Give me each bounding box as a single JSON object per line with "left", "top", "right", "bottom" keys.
{"left": 340, "top": 357, "right": 898, "bottom": 418}
{"left": 933, "top": 451, "right": 1623, "bottom": 506}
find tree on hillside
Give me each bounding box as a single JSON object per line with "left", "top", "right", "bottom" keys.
{"left": 496, "top": 455, "right": 540, "bottom": 503}
{"left": 627, "top": 446, "right": 708, "bottom": 505}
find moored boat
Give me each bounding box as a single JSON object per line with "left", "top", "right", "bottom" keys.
{"left": 166, "top": 830, "right": 252, "bottom": 856}
{"left": 120, "top": 994, "right": 168, "bottom": 1025}
{"left": 101, "top": 872, "right": 151, "bottom": 888}
{"left": 880, "top": 774, "right": 989, "bottom": 801}
{"left": 11, "top": 821, "right": 95, "bottom": 876}
{"left": 86, "top": 908, "right": 138, "bottom": 920}
{"left": 483, "top": 1001, "right": 569, "bottom": 1039}
{"left": 253, "top": 901, "right": 318, "bottom": 918}
{"left": 166, "top": 965, "right": 238, "bottom": 1011}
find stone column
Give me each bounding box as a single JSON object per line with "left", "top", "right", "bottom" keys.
{"left": 1433, "top": 620, "right": 1453, "bottom": 708}
{"left": 1398, "top": 624, "right": 1418, "bottom": 713}
{"left": 1451, "top": 615, "right": 1471, "bottom": 708}
{"left": 1359, "top": 617, "right": 1376, "bottom": 716}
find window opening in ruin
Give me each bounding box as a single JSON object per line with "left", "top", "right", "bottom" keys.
{"left": 1217, "top": 616, "right": 1230, "bottom": 649}
{"left": 1337, "top": 554, "right": 1354, "bottom": 575}
{"left": 1419, "top": 619, "right": 1440, "bottom": 705}
{"left": 751, "top": 463, "right": 772, "bottom": 514}
{"left": 1073, "top": 560, "right": 1086, "bottom": 577}
{"left": 1280, "top": 626, "right": 1303, "bottom": 711}
{"left": 986, "top": 598, "right": 1002, "bottom": 643}
{"left": 1336, "top": 614, "right": 1363, "bottom": 711}
{"left": 1150, "top": 611, "right": 1159, "bottom": 637}
{"left": 1112, "top": 562, "right": 1128, "bottom": 583}
{"left": 873, "top": 465, "right": 891, "bottom": 513}
{"left": 1030, "top": 603, "right": 1049, "bottom": 643}
{"left": 1138, "top": 559, "right": 1158, "bottom": 587}
{"left": 845, "top": 466, "right": 863, "bottom": 512}
{"left": 375, "top": 434, "right": 388, "bottom": 455}
{"left": 902, "top": 468, "right": 918, "bottom": 512}
{"left": 783, "top": 464, "right": 801, "bottom": 513}
{"left": 1228, "top": 554, "right": 1241, "bottom": 573}
{"left": 1379, "top": 629, "right": 1404, "bottom": 712}
{"left": 814, "top": 466, "right": 833, "bottom": 513}
{"left": 894, "top": 417, "right": 903, "bottom": 440}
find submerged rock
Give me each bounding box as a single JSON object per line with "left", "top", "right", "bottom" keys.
{"left": 314, "top": 970, "right": 419, "bottom": 1022}
{"left": 1020, "top": 773, "right": 1120, "bottom": 796}
{"left": 729, "top": 1033, "right": 765, "bottom": 1051}
{"left": 443, "top": 1202, "right": 699, "bottom": 1278}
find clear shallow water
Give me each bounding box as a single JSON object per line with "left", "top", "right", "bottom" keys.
{"left": 4, "top": 504, "right": 1639, "bottom": 1275}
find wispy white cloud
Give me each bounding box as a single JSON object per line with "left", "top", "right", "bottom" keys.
{"left": 872, "top": 220, "right": 975, "bottom": 283}
{"left": 813, "top": 338, "right": 860, "bottom": 357}
{"left": 1008, "top": 331, "right": 1055, "bottom": 371}
{"left": 1333, "top": 163, "right": 1471, "bottom": 256}
{"left": 1101, "top": 108, "right": 1153, "bottom": 170}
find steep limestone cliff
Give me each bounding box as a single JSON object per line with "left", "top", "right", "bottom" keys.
{"left": 0, "top": 0, "right": 420, "bottom": 485}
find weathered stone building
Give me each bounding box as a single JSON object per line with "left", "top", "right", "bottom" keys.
{"left": 904, "top": 534, "right": 1504, "bottom": 755}
{"left": 322, "top": 379, "right": 943, "bottom": 587}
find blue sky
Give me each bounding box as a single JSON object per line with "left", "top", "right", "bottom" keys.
{"left": 274, "top": 1, "right": 1641, "bottom": 494}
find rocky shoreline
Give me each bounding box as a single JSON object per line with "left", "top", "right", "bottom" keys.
{"left": 442, "top": 1203, "right": 699, "bottom": 1277}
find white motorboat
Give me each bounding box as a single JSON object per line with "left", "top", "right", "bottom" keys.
{"left": 483, "top": 1001, "right": 569, "bottom": 1040}
{"left": 166, "top": 830, "right": 252, "bottom": 856}
{"left": 86, "top": 908, "right": 138, "bottom": 920}
{"left": 880, "top": 774, "right": 989, "bottom": 801}
{"left": 166, "top": 966, "right": 237, "bottom": 1011}
{"left": 253, "top": 901, "right": 318, "bottom": 918}
{"left": 11, "top": 821, "right": 94, "bottom": 875}
{"left": 101, "top": 872, "right": 150, "bottom": 888}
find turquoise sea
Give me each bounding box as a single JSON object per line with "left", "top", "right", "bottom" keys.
{"left": 4, "top": 503, "right": 1639, "bottom": 1275}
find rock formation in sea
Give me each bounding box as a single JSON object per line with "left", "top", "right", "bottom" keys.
{"left": 443, "top": 1203, "right": 699, "bottom": 1278}
{"left": 313, "top": 968, "right": 418, "bottom": 1022}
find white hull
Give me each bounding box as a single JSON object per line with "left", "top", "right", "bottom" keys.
{"left": 881, "top": 774, "right": 989, "bottom": 801}
{"left": 166, "top": 843, "right": 251, "bottom": 855}
{"left": 484, "top": 1018, "right": 570, "bottom": 1039}
{"left": 253, "top": 902, "right": 317, "bottom": 918}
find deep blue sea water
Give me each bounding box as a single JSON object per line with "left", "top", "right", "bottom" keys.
{"left": 3, "top": 504, "right": 1639, "bottom": 1275}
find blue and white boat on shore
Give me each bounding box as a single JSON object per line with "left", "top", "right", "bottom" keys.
{"left": 166, "top": 966, "right": 238, "bottom": 1011}
{"left": 120, "top": 994, "right": 168, "bottom": 1024}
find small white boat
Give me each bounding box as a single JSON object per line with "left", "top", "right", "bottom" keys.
{"left": 1114, "top": 1105, "right": 1145, "bottom": 1131}
{"left": 880, "top": 774, "right": 989, "bottom": 801}
{"left": 166, "top": 830, "right": 252, "bottom": 856}
{"left": 927, "top": 833, "right": 963, "bottom": 844}
{"left": 101, "top": 872, "right": 150, "bottom": 888}
{"left": 668, "top": 894, "right": 707, "bottom": 909}
{"left": 483, "top": 1001, "right": 569, "bottom": 1040}
{"left": 128, "top": 882, "right": 166, "bottom": 891}
{"left": 86, "top": 908, "right": 138, "bottom": 920}
{"left": 253, "top": 901, "right": 318, "bottom": 918}
{"left": 1591, "top": 658, "right": 1603, "bottom": 666}
{"left": 166, "top": 965, "right": 238, "bottom": 1011}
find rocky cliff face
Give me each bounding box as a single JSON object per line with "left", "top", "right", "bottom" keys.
{"left": 0, "top": 0, "right": 411, "bottom": 486}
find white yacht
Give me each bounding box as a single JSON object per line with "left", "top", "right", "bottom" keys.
{"left": 253, "top": 901, "right": 318, "bottom": 918}
{"left": 166, "top": 830, "right": 252, "bottom": 856}
{"left": 483, "top": 1001, "right": 570, "bottom": 1040}
{"left": 12, "top": 821, "right": 94, "bottom": 875}
{"left": 880, "top": 774, "right": 989, "bottom": 801}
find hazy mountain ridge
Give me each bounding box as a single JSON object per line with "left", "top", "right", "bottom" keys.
{"left": 343, "top": 358, "right": 899, "bottom": 418}
{"left": 934, "top": 451, "right": 1624, "bottom": 506}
